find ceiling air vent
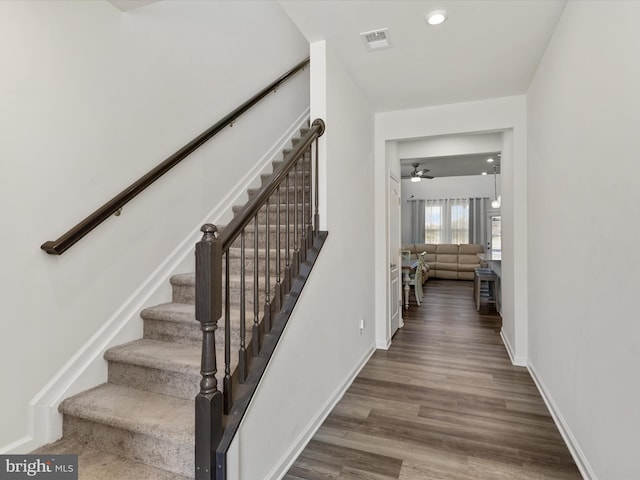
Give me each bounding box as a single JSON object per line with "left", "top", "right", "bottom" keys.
{"left": 360, "top": 28, "right": 392, "bottom": 52}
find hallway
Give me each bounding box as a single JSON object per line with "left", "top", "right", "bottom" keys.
{"left": 284, "top": 280, "right": 581, "bottom": 479}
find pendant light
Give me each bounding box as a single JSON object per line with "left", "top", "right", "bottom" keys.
{"left": 491, "top": 165, "right": 501, "bottom": 208}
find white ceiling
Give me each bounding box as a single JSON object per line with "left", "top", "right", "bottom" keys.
{"left": 401, "top": 152, "right": 500, "bottom": 179}
{"left": 280, "top": 0, "right": 566, "bottom": 112}
{"left": 281, "top": 0, "right": 565, "bottom": 177}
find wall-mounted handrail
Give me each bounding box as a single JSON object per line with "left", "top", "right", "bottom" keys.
{"left": 40, "top": 57, "right": 310, "bottom": 255}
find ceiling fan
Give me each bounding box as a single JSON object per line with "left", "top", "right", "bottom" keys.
{"left": 402, "top": 163, "right": 434, "bottom": 182}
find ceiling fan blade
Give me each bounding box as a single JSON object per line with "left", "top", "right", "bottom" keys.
{"left": 416, "top": 169, "right": 430, "bottom": 176}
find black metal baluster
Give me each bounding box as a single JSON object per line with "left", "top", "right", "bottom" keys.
{"left": 314, "top": 138, "right": 320, "bottom": 236}
{"left": 274, "top": 186, "right": 282, "bottom": 312}
{"left": 284, "top": 172, "right": 291, "bottom": 294}
{"left": 300, "top": 151, "right": 308, "bottom": 263}
{"left": 306, "top": 147, "right": 313, "bottom": 250}
{"left": 238, "top": 229, "right": 247, "bottom": 383}
{"left": 293, "top": 158, "right": 300, "bottom": 278}
{"left": 223, "top": 250, "right": 232, "bottom": 414}
{"left": 195, "top": 224, "right": 223, "bottom": 480}
{"left": 264, "top": 196, "right": 272, "bottom": 333}
{"left": 252, "top": 215, "right": 260, "bottom": 356}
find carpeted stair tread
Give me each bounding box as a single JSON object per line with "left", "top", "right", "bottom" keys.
{"left": 59, "top": 383, "right": 194, "bottom": 444}
{"left": 105, "top": 339, "right": 200, "bottom": 375}
{"left": 32, "top": 438, "right": 190, "bottom": 480}
{"left": 140, "top": 302, "right": 194, "bottom": 323}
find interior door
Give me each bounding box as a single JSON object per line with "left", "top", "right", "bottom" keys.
{"left": 389, "top": 173, "right": 401, "bottom": 336}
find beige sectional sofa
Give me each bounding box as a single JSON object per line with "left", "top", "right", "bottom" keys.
{"left": 402, "top": 243, "right": 484, "bottom": 280}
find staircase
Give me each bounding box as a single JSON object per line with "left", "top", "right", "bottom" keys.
{"left": 34, "top": 123, "right": 324, "bottom": 479}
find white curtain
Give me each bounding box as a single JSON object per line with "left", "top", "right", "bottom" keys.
{"left": 425, "top": 198, "right": 470, "bottom": 244}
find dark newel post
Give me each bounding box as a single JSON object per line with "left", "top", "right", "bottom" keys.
{"left": 195, "top": 224, "right": 223, "bottom": 480}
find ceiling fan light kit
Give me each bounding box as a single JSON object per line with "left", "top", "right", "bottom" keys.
{"left": 404, "top": 162, "right": 433, "bottom": 182}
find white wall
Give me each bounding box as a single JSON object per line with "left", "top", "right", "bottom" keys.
{"left": 374, "top": 96, "right": 527, "bottom": 360}
{"left": 527, "top": 2, "right": 640, "bottom": 478}
{"left": 0, "top": 0, "right": 309, "bottom": 451}
{"left": 232, "top": 40, "right": 376, "bottom": 479}
{"left": 398, "top": 132, "right": 502, "bottom": 159}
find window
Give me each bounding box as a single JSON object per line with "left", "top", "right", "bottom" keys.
{"left": 425, "top": 199, "right": 469, "bottom": 244}
{"left": 425, "top": 204, "right": 442, "bottom": 243}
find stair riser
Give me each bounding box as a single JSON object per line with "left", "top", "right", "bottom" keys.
{"left": 63, "top": 416, "right": 193, "bottom": 477}
{"left": 143, "top": 319, "right": 201, "bottom": 346}
{"left": 109, "top": 362, "right": 200, "bottom": 400}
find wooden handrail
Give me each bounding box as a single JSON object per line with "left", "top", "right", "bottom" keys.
{"left": 41, "top": 57, "right": 310, "bottom": 255}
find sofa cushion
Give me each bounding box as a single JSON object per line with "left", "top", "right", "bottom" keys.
{"left": 436, "top": 253, "right": 458, "bottom": 264}
{"left": 435, "top": 262, "right": 457, "bottom": 272}
{"left": 459, "top": 244, "right": 483, "bottom": 254}
{"left": 436, "top": 244, "right": 459, "bottom": 254}
{"left": 458, "top": 254, "right": 481, "bottom": 265}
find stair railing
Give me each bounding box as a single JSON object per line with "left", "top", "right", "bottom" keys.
{"left": 40, "top": 57, "right": 310, "bottom": 255}
{"left": 194, "top": 118, "right": 325, "bottom": 480}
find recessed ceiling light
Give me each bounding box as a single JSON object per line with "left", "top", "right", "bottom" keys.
{"left": 482, "top": 172, "right": 488, "bottom": 176}
{"left": 487, "top": 158, "right": 494, "bottom": 163}
{"left": 426, "top": 10, "right": 447, "bottom": 26}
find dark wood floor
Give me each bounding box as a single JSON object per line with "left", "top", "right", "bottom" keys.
{"left": 284, "top": 279, "right": 581, "bottom": 480}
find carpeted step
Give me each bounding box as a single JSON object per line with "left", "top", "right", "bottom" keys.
{"left": 59, "top": 383, "right": 194, "bottom": 477}
{"left": 32, "top": 437, "right": 190, "bottom": 480}
{"left": 141, "top": 302, "right": 201, "bottom": 346}
{"left": 105, "top": 339, "right": 201, "bottom": 400}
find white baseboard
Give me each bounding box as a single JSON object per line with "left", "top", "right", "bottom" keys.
{"left": 528, "top": 362, "right": 595, "bottom": 480}
{"left": 267, "top": 344, "right": 376, "bottom": 480}
{"left": 20, "top": 110, "right": 311, "bottom": 452}
{"left": 376, "top": 338, "right": 391, "bottom": 350}
{"left": 500, "top": 328, "right": 526, "bottom": 366}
